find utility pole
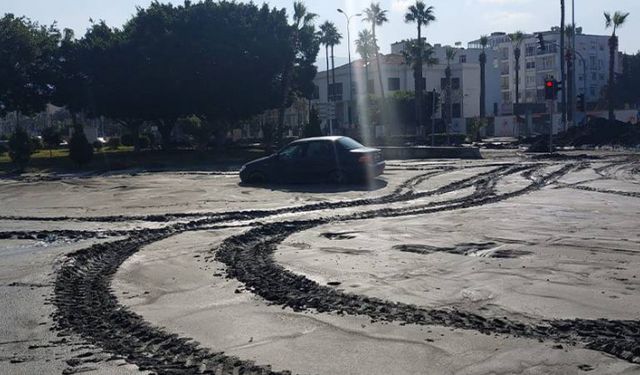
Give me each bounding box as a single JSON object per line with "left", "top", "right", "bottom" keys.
{"left": 560, "top": 0, "right": 567, "bottom": 132}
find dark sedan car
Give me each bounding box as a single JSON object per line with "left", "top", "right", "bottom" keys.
{"left": 239, "top": 136, "right": 385, "bottom": 184}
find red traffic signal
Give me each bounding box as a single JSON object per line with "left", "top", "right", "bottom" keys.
{"left": 544, "top": 79, "right": 557, "bottom": 100}
{"left": 545, "top": 80, "right": 554, "bottom": 88}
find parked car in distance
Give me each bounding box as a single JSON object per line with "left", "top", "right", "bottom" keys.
{"left": 240, "top": 136, "right": 385, "bottom": 184}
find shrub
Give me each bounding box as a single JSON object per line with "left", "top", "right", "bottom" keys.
{"left": 31, "top": 136, "right": 44, "bottom": 150}
{"left": 0, "top": 142, "right": 8, "bottom": 156}
{"left": 107, "top": 137, "right": 121, "bottom": 150}
{"left": 92, "top": 140, "right": 104, "bottom": 151}
{"left": 120, "top": 133, "right": 135, "bottom": 147}
{"left": 138, "top": 135, "right": 151, "bottom": 150}
{"left": 303, "top": 106, "right": 323, "bottom": 138}
{"left": 9, "top": 127, "right": 33, "bottom": 170}
{"left": 69, "top": 126, "right": 94, "bottom": 166}
{"left": 42, "top": 127, "right": 62, "bottom": 150}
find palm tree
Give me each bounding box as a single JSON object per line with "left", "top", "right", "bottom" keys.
{"left": 509, "top": 31, "right": 525, "bottom": 124}
{"left": 402, "top": 39, "right": 436, "bottom": 135}
{"left": 444, "top": 46, "right": 456, "bottom": 145}
{"left": 319, "top": 22, "right": 333, "bottom": 105}
{"left": 404, "top": 1, "right": 436, "bottom": 133}
{"left": 319, "top": 21, "right": 341, "bottom": 134}
{"left": 604, "top": 11, "right": 630, "bottom": 124}
{"left": 355, "top": 29, "right": 377, "bottom": 95}
{"left": 363, "top": 3, "right": 388, "bottom": 103}
{"left": 478, "top": 35, "right": 489, "bottom": 119}
{"left": 277, "top": 1, "right": 317, "bottom": 146}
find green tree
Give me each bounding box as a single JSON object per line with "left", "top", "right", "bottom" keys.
{"left": 355, "top": 30, "right": 377, "bottom": 94}
{"left": 363, "top": 3, "right": 389, "bottom": 103}
{"left": 0, "top": 14, "right": 60, "bottom": 121}
{"left": 68, "top": 124, "right": 94, "bottom": 166}
{"left": 276, "top": 2, "right": 318, "bottom": 147}
{"left": 618, "top": 52, "right": 640, "bottom": 107}
{"left": 178, "top": 116, "right": 211, "bottom": 152}
{"left": 303, "top": 106, "right": 323, "bottom": 137}
{"left": 8, "top": 126, "right": 33, "bottom": 171}
{"left": 404, "top": 1, "right": 436, "bottom": 132}
{"left": 509, "top": 31, "right": 525, "bottom": 120}
{"left": 444, "top": 46, "right": 456, "bottom": 144}
{"left": 41, "top": 126, "right": 62, "bottom": 158}
{"left": 318, "top": 21, "right": 341, "bottom": 133}
{"left": 478, "top": 35, "right": 489, "bottom": 119}
{"left": 604, "top": 11, "right": 630, "bottom": 124}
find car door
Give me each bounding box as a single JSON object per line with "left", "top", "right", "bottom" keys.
{"left": 276, "top": 143, "right": 308, "bottom": 183}
{"left": 305, "top": 141, "right": 338, "bottom": 181}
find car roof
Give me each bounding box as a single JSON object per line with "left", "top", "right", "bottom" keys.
{"left": 290, "top": 136, "right": 345, "bottom": 144}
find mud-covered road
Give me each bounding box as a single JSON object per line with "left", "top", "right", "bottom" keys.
{"left": 1, "top": 151, "right": 640, "bottom": 374}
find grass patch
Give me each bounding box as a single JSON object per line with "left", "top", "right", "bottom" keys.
{"left": 0, "top": 146, "right": 267, "bottom": 175}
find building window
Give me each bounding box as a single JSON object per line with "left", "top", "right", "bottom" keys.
{"left": 526, "top": 75, "right": 536, "bottom": 86}
{"left": 500, "top": 76, "right": 509, "bottom": 90}
{"left": 526, "top": 61, "right": 536, "bottom": 69}
{"left": 459, "top": 55, "right": 467, "bottom": 63}
{"left": 367, "top": 80, "right": 375, "bottom": 94}
{"left": 525, "top": 44, "right": 537, "bottom": 57}
{"left": 440, "top": 78, "right": 447, "bottom": 90}
{"left": 329, "top": 82, "right": 343, "bottom": 101}
{"left": 502, "top": 91, "right": 511, "bottom": 103}
{"left": 540, "top": 56, "right": 555, "bottom": 70}
{"left": 500, "top": 47, "right": 509, "bottom": 60}
{"left": 388, "top": 77, "right": 400, "bottom": 91}
{"left": 452, "top": 103, "right": 461, "bottom": 118}
{"left": 451, "top": 78, "right": 460, "bottom": 90}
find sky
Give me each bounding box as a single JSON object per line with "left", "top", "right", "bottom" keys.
{"left": 3, "top": 0, "right": 639, "bottom": 67}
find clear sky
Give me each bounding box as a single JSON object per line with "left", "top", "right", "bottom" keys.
{"left": 3, "top": 0, "right": 639, "bottom": 65}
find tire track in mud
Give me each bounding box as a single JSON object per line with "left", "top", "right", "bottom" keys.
{"left": 0, "top": 163, "right": 515, "bottom": 224}
{"left": 49, "top": 163, "right": 531, "bottom": 374}
{"left": 47, "top": 161, "right": 639, "bottom": 374}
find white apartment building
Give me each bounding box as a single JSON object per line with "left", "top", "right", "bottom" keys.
{"left": 469, "top": 28, "right": 621, "bottom": 116}
{"left": 312, "top": 43, "right": 500, "bottom": 136}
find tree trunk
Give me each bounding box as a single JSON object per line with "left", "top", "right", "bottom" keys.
{"left": 325, "top": 44, "right": 331, "bottom": 112}
{"left": 514, "top": 49, "right": 521, "bottom": 136}
{"left": 158, "top": 119, "right": 176, "bottom": 151}
{"left": 608, "top": 35, "right": 617, "bottom": 124}
{"left": 415, "top": 24, "right": 423, "bottom": 136}
{"left": 331, "top": 44, "right": 337, "bottom": 134}
{"left": 372, "top": 25, "right": 386, "bottom": 133}
{"left": 479, "top": 52, "right": 486, "bottom": 118}
{"left": 445, "top": 66, "right": 452, "bottom": 145}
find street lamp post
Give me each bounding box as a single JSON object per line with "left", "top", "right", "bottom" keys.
{"left": 337, "top": 9, "right": 361, "bottom": 130}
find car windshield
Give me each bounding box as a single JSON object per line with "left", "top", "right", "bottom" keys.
{"left": 337, "top": 137, "right": 365, "bottom": 150}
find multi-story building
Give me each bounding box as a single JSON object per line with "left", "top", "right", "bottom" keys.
{"left": 469, "top": 28, "right": 621, "bottom": 117}
{"left": 312, "top": 42, "right": 500, "bottom": 137}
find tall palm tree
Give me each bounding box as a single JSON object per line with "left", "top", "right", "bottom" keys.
{"left": 318, "top": 21, "right": 341, "bottom": 134}
{"left": 277, "top": 1, "right": 317, "bottom": 145}
{"left": 509, "top": 31, "right": 525, "bottom": 124}
{"left": 402, "top": 39, "right": 436, "bottom": 134}
{"left": 355, "top": 29, "right": 377, "bottom": 95}
{"left": 405, "top": 1, "right": 436, "bottom": 133}
{"left": 478, "top": 35, "right": 489, "bottom": 119}
{"left": 363, "top": 3, "right": 388, "bottom": 103}
{"left": 444, "top": 46, "right": 456, "bottom": 145}
{"left": 604, "top": 11, "right": 630, "bottom": 124}
{"left": 319, "top": 22, "right": 333, "bottom": 105}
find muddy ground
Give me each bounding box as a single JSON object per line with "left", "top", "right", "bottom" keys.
{"left": 1, "top": 150, "right": 639, "bottom": 375}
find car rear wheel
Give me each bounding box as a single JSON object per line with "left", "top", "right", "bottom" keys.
{"left": 247, "top": 171, "right": 266, "bottom": 184}
{"left": 327, "top": 170, "right": 347, "bottom": 185}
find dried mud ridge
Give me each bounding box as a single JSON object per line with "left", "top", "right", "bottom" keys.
{"left": 43, "top": 159, "right": 640, "bottom": 373}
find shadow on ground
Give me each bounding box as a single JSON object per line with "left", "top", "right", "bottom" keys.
{"left": 238, "top": 178, "right": 388, "bottom": 193}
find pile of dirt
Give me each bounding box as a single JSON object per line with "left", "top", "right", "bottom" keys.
{"left": 526, "top": 117, "right": 640, "bottom": 152}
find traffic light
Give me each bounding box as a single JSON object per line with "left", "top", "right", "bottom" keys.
{"left": 577, "top": 94, "right": 585, "bottom": 112}
{"left": 536, "top": 33, "right": 546, "bottom": 52}
{"left": 544, "top": 79, "right": 556, "bottom": 100}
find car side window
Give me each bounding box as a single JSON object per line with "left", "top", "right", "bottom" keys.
{"left": 306, "top": 141, "right": 334, "bottom": 161}
{"left": 279, "top": 144, "right": 306, "bottom": 161}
